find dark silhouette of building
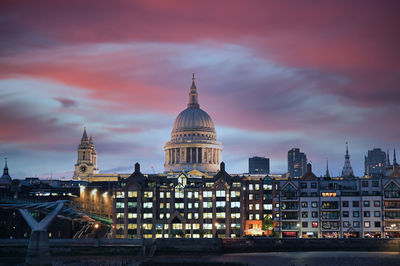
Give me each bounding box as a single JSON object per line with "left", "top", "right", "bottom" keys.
{"left": 249, "top": 156, "right": 270, "bottom": 174}
{"left": 365, "top": 148, "right": 386, "bottom": 177}
{"left": 288, "top": 148, "right": 307, "bottom": 178}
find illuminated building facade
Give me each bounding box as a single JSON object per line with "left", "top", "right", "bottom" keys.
{"left": 365, "top": 148, "right": 386, "bottom": 177}
{"left": 288, "top": 148, "right": 307, "bottom": 178}
{"left": 273, "top": 162, "right": 400, "bottom": 239}
{"left": 113, "top": 162, "right": 246, "bottom": 238}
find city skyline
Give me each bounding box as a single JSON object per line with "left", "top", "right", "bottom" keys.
{"left": 1, "top": 1, "right": 399, "bottom": 178}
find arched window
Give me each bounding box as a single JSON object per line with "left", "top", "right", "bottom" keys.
{"left": 384, "top": 182, "right": 400, "bottom": 198}
{"left": 281, "top": 184, "right": 298, "bottom": 200}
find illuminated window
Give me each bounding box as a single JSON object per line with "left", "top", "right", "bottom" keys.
{"left": 143, "top": 224, "right": 152, "bottom": 230}
{"left": 263, "top": 184, "right": 272, "bottom": 190}
{"left": 175, "top": 190, "right": 184, "bottom": 199}
{"left": 160, "top": 203, "right": 164, "bottom": 209}
{"left": 194, "top": 192, "right": 199, "bottom": 198}
{"left": 116, "top": 202, "right": 124, "bottom": 208}
{"left": 160, "top": 213, "right": 164, "bottom": 219}
{"left": 116, "top": 213, "right": 124, "bottom": 219}
{"left": 116, "top": 224, "right": 124, "bottom": 230}
{"left": 231, "top": 202, "right": 240, "bottom": 208}
{"left": 216, "top": 201, "right": 226, "bottom": 208}
{"left": 204, "top": 212, "right": 212, "bottom": 219}
{"left": 203, "top": 191, "right": 212, "bottom": 198}
{"left": 188, "top": 203, "right": 192, "bottom": 209}
{"left": 172, "top": 223, "right": 182, "bottom": 230}
{"left": 116, "top": 192, "right": 125, "bottom": 198}
{"left": 321, "top": 192, "right": 336, "bottom": 197}
{"left": 128, "top": 191, "right": 137, "bottom": 198}
{"left": 128, "top": 213, "right": 137, "bottom": 219}
{"left": 143, "top": 213, "right": 152, "bottom": 219}
{"left": 143, "top": 202, "right": 152, "bottom": 208}
{"left": 144, "top": 191, "right": 153, "bottom": 198}
{"left": 255, "top": 184, "right": 260, "bottom": 190}
{"left": 231, "top": 213, "right": 240, "bottom": 219}
{"left": 312, "top": 222, "right": 318, "bottom": 228}
{"left": 249, "top": 204, "right": 253, "bottom": 210}
{"left": 255, "top": 214, "right": 260, "bottom": 220}
{"left": 203, "top": 223, "right": 212, "bottom": 230}
{"left": 249, "top": 194, "right": 253, "bottom": 200}
{"left": 255, "top": 204, "right": 260, "bottom": 210}
{"left": 264, "top": 204, "right": 272, "bottom": 210}
{"left": 249, "top": 184, "right": 254, "bottom": 190}
{"left": 188, "top": 192, "right": 192, "bottom": 198}
{"left": 203, "top": 202, "right": 212, "bottom": 208}
{"left": 187, "top": 213, "right": 192, "bottom": 219}
{"left": 232, "top": 182, "right": 241, "bottom": 188}
{"left": 159, "top": 192, "right": 164, "bottom": 198}
{"left": 175, "top": 203, "right": 184, "bottom": 209}
{"left": 128, "top": 224, "right": 137, "bottom": 229}
{"left": 216, "top": 190, "right": 226, "bottom": 197}
{"left": 194, "top": 213, "right": 199, "bottom": 219}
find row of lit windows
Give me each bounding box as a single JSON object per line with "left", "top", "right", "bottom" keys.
{"left": 118, "top": 190, "right": 243, "bottom": 200}
{"left": 118, "top": 222, "right": 242, "bottom": 233}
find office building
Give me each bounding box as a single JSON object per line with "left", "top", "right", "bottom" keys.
{"left": 288, "top": 148, "right": 307, "bottom": 178}
{"left": 249, "top": 156, "right": 270, "bottom": 174}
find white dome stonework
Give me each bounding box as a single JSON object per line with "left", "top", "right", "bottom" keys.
{"left": 164, "top": 75, "right": 223, "bottom": 173}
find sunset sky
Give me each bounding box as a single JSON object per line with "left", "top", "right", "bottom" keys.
{"left": 1, "top": 0, "right": 399, "bottom": 179}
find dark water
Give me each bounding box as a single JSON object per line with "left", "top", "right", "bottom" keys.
{"left": 1, "top": 252, "right": 400, "bottom": 266}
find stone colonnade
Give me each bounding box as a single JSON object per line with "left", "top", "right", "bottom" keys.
{"left": 165, "top": 147, "right": 221, "bottom": 165}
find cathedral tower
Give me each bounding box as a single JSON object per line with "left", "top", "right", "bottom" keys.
{"left": 73, "top": 128, "right": 99, "bottom": 179}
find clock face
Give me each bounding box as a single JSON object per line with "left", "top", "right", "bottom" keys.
{"left": 80, "top": 165, "right": 87, "bottom": 173}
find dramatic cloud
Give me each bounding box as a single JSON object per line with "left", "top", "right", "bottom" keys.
{"left": 0, "top": 0, "right": 399, "bottom": 178}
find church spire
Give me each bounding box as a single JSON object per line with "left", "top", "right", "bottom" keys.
{"left": 394, "top": 149, "right": 397, "bottom": 165}
{"left": 188, "top": 73, "right": 199, "bottom": 109}
{"left": 387, "top": 149, "right": 391, "bottom": 166}
{"left": 81, "top": 127, "right": 88, "bottom": 142}
{"left": 1, "top": 157, "right": 11, "bottom": 181}
{"left": 325, "top": 158, "right": 330, "bottom": 178}
{"left": 342, "top": 141, "right": 354, "bottom": 178}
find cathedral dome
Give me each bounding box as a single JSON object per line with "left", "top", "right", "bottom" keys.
{"left": 172, "top": 107, "right": 215, "bottom": 133}
{"left": 164, "top": 75, "right": 223, "bottom": 174}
